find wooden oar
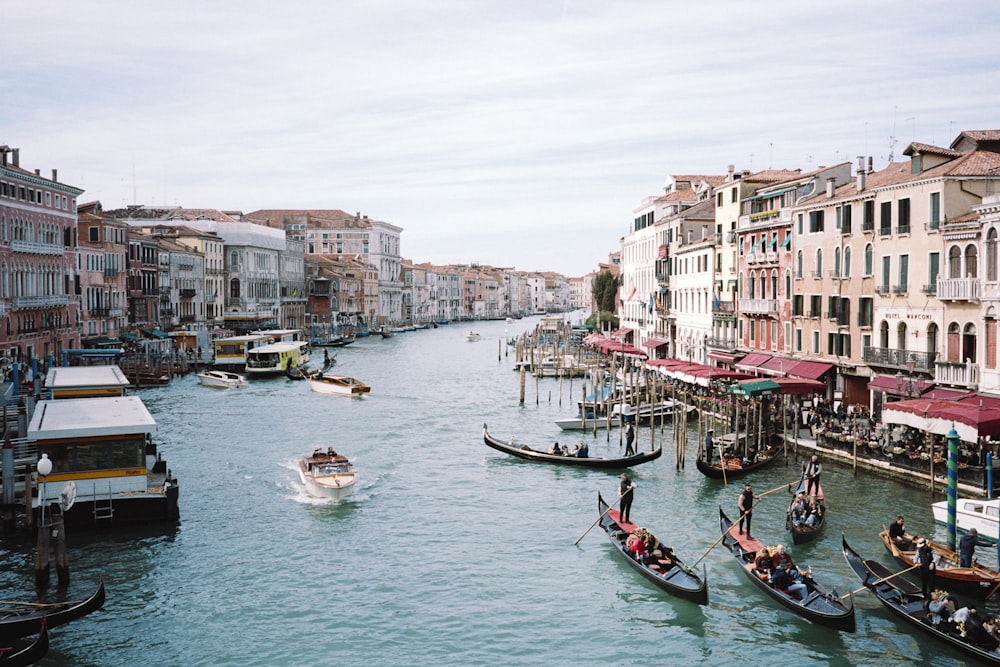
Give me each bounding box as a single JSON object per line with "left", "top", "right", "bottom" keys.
{"left": 841, "top": 564, "right": 919, "bottom": 599}
{"left": 985, "top": 579, "right": 1000, "bottom": 601}
{"left": 573, "top": 487, "right": 631, "bottom": 546}
{"left": 691, "top": 503, "right": 762, "bottom": 568}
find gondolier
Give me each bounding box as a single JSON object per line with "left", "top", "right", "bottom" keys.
{"left": 738, "top": 482, "right": 761, "bottom": 538}
{"left": 625, "top": 422, "right": 636, "bottom": 456}
{"left": 619, "top": 474, "right": 635, "bottom": 524}
{"left": 704, "top": 429, "right": 714, "bottom": 464}
{"left": 804, "top": 455, "right": 822, "bottom": 497}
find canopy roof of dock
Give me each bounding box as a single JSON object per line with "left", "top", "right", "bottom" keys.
{"left": 27, "top": 396, "right": 157, "bottom": 440}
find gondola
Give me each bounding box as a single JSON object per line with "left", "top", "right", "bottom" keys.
{"left": 718, "top": 508, "right": 855, "bottom": 632}
{"left": 695, "top": 443, "right": 780, "bottom": 480}
{"left": 877, "top": 529, "right": 1000, "bottom": 599}
{"left": 843, "top": 536, "right": 1000, "bottom": 664}
{"left": 482, "top": 423, "right": 662, "bottom": 469}
{"left": 597, "top": 493, "right": 708, "bottom": 605}
{"left": 0, "top": 622, "right": 48, "bottom": 667}
{"left": 0, "top": 577, "right": 106, "bottom": 641}
{"left": 785, "top": 466, "right": 826, "bottom": 544}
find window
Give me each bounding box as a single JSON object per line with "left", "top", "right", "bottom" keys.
{"left": 859, "top": 297, "right": 873, "bottom": 327}
{"left": 797, "top": 213, "right": 803, "bottom": 235}
{"left": 793, "top": 294, "right": 803, "bottom": 316}
{"left": 844, "top": 247, "right": 852, "bottom": 277}
{"left": 812, "top": 331, "right": 820, "bottom": 353}
{"left": 881, "top": 256, "right": 891, "bottom": 291}
{"left": 88, "top": 227, "right": 99, "bottom": 243}
{"left": 796, "top": 328, "right": 802, "bottom": 352}
{"left": 717, "top": 192, "right": 723, "bottom": 207}
{"left": 810, "top": 295, "right": 821, "bottom": 318}
{"left": 880, "top": 201, "right": 892, "bottom": 235}
{"left": 930, "top": 192, "right": 941, "bottom": 230}
{"left": 785, "top": 270, "right": 791, "bottom": 297}
{"left": 966, "top": 244, "right": 979, "bottom": 278}
{"left": 809, "top": 210, "right": 824, "bottom": 232}
{"left": 771, "top": 321, "right": 777, "bottom": 351}
{"left": 863, "top": 200, "right": 875, "bottom": 231}
{"left": 988, "top": 230, "right": 998, "bottom": 281}
{"left": 897, "top": 198, "right": 911, "bottom": 234}
{"left": 834, "top": 248, "right": 841, "bottom": 277}
{"left": 731, "top": 188, "right": 737, "bottom": 203}
{"left": 815, "top": 249, "right": 823, "bottom": 277}
{"left": 929, "top": 251, "right": 940, "bottom": 292}
{"left": 796, "top": 251, "right": 803, "bottom": 278}
{"left": 865, "top": 244, "right": 874, "bottom": 276}
{"left": 898, "top": 254, "right": 909, "bottom": 292}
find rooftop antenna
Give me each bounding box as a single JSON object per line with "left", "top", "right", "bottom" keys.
{"left": 887, "top": 105, "right": 898, "bottom": 163}
{"left": 769, "top": 142, "right": 773, "bottom": 170}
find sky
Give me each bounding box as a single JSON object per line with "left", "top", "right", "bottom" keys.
{"left": 4, "top": 1, "right": 1000, "bottom": 277}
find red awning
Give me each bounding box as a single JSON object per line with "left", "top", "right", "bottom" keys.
{"left": 611, "top": 327, "right": 633, "bottom": 339}
{"left": 757, "top": 356, "right": 795, "bottom": 377}
{"left": 922, "top": 387, "right": 972, "bottom": 400}
{"left": 641, "top": 338, "right": 669, "bottom": 349}
{"left": 706, "top": 351, "right": 738, "bottom": 363}
{"left": 786, "top": 360, "right": 833, "bottom": 380}
{"left": 734, "top": 353, "right": 772, "bottom": 372}
{"left": 867, "top": 374, "right": 934, "bottom": 397}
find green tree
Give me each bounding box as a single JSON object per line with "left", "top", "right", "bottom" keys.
{"left": 592, "top": 271, "right": 619, "bottom": 312}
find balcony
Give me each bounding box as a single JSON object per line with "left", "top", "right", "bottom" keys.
{"left": 179, "top": 314, "right": 196, "bottom": 324}
{"left": 739, "top": 298, "right": 778, "bottom": 316}
{"left": 706, "top": 336, "right": 737, "bottom": 350}
{"left": 863, "top": 347, "right": 936, "bottom": 373}
{"left": 10, "top": 240, "right": 64, "bottom": 255}
{"left": 712, "top": 301, "right": 735, "bottom": 314}
{"left": 892, "top": 284, "right": 908, "bottom": 295}
{"left": 896, "top": 224, "right": 910, "bottom": 235}
{"left": 921, "top": 284, "right": 937, "bottom": 295}
{"left": 13, "top": 294, "right": 69, "bottom": 309}
{"left": 934, "top": 360, "right": 979, "bottom": 388}
{"left": 179, "top": 288, "right": 196, "bottom": 299}
{"left": 936, "top": 277, "right": 979, "bottom": 301}
{"left": 879, "top": 226, "right": 892, "bottom": 237}
{"left": 874, "top": 285, "right": 891, "bottom": 296}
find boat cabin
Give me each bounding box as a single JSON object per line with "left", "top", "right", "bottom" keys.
{"left": 44, "top": 364, "right": 132, "bottom": 399}
{"left": 245, "top": 341, "right": 311, "bottom": 376}
{"left": 212, "top": 333, "right": 274, "bottom": 370}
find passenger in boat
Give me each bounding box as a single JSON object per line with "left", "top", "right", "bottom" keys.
{"left": 966, "top": 607, "right": 1000, "bottom": 651}
{"left": 959, "top": 528, "right": 984, "bottom": 567}
{"left": 771, "top": 544, "right": 795, "bottom": 570}
{"left": 549, "top": 442, "right": 561, "bottom": 455}
{"left": 619, "top": 474, "right": 635, "bottom": 524}
{"left": 789, "top": 493, "right": 807, "bottom": 526}
{"left": 327, "top": 447, "right": 338, "bottom": 457}
{"left": 927, "top": 590, "right": 957, "bottom": 626}
{"left": 889, "top": 515, "right": 915, "bottom": 550}
{"left": 560, "top": 444, "right": 570, "bottom": 456}
{"left": 915, "top": 538, "right": 937, "bottom": 597}
{"left": 576, "top": 442, "right": 589, "bottom": 458}
{"left": 754, "top": 548, "right": 774, "bottom": 578}
{"left": 313, "top": 447, "right": 324, "bottom": 457}
{"left": 772, "top": 564, "right": 807, "bottom": 601}
{"left": 626, "top": 528, "right": 647, "bottom": 560}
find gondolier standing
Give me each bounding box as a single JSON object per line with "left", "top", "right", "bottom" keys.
{"left": 619, "top": 474, "right": 635, "bottom": 524}
{"left": 704, "top": 429, "right": 714, "bottom": 464}
{"left": 916, "top": 538, "right": 937, "bottom": 596}
{"left": 804, "top": 455, "right": 822, "bottom": 496}
{"left": 738, "top": 482, "right": 761, "bottom": 538}
{"left": 625, "top": 422, "right": 636, "bottom": 456}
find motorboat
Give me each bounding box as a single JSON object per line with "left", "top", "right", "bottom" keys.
{"left": 298, "top": 451, "right": 358, "bottom": 500}
{"left": 932, "top": 497, "right": 999, "bottom": 543}
{"left": 466, "top": 332, "right": 481, "bottom": 342}
{"left": 308, "top": 373, "right": 371, "bottom": 396}
{"left": 196, "top": 370, "right": 248, "bottom": 389}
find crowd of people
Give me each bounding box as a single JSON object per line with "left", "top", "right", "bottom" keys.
{"left": 546, "top": 441, "right": 589, "bottom": 457}
{"left": 788, "top": 491, "right": 822, "bottom": 528}
{"left": 927, "top": 592, "right": 1000, "bottom": 652}
{"left": 751, "top": 543, "right": 813, "bottom": 601}
{"left": 624, "top": 526, "right": 676, "bottom": 572}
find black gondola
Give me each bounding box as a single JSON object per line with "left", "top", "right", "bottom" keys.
{"left": 482, "top": 423, "right": 662, "bottom": 469}
{"left": 718, "top": 508, "right": 855, "bottom": 632}
{"left": 0, "top": 622, "right": 48, "bottom": 667}
{"left": 785, "top": 467, "right": 826, "bottom": 544}
{"left": 842, "top": 536, "right": 1000, "bottom": 664}
{"left": 696, "top": 443, "right": 780, "bottom": 480}
{"left": 0, "top": 577, "right": 105, "bottom": 641}
{"left": 597, "top": 493, "right": 708, "bottom": 605}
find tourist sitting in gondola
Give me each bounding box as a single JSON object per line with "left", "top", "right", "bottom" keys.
{"left": 771, "top": 544, "right": 795, "bottom": 570}
{"left": 965, "top": 607, "right": 999, "bottom": 651}
{"left": 575, "top": 442, "right": 589, "bottom": 458}
{"left": 789, "top": 493, "right": 807, "bottom": 526}
{"left": 626, "top": 528, "right": 647, "bottom": 560}
{"left": 772, "top": 564, "right": 808, "bottom": 601}
{"left": 754, "top": 547, "right": 775, "bottom": 578}
{"left": 927, "top": 589, "right": 958, "bottom": 627}
{"left": 549, "top": 442, "right": 561, "bottom": 455}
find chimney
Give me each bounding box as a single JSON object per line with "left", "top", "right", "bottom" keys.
{"left": 12, "top": 149, "right": 19, "bottom": 167}
{"left": 727, "top": 164, "right": 735, "bottom": 180}
{"left": 34, "top": 169, "right": 40, "bottom": 176}
{"left": 867, "top": 156, "right": 873, "bottom": 173}
{"left": 856, "top": 156, "right": 867, "bottom": 192}
{"left": 826, "top": 177, "right": 835, "bottom": 198}
{"left": 51, "top": 168, "right": 58, "bottom": 182}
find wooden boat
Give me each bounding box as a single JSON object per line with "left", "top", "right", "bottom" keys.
{"left": 308, "top": 374, "right": 371, "bottom": 396}
{"left": 932, "top": 497, "right": 999, "bottom": 543}
{"left": 785, "top": 468, "right": 826, "bottom": 544}
{"left": 843, "top": 536, "right": 1000, "bottom": 664}
{"left": 0, "top": 577, "right": 106, "bottom": 641}
{"left": 0, "top": 622, "right": 48, "bottom": 667}
{"left": 379, "top": 327, "right": 394, "bottom": 339}
{"left": 696, "top": 439, "right": 782, "bottom": 480}
{"left": 298, "top": 451, "right": 358, "bottom": 500}
{"left": 877, "top": 529, "right": 1000, "bottom": 599}
{"left": 597, "top": 493, "right": 708, "bottom": 605}
{"left": 196, "top": 369, "right": 248, "bottom": 389}
{"left": 482, "top": 423, "right": 662, "bottom": 469}
{"left": 718, "top": 508, "right": 855, "bottom": 632}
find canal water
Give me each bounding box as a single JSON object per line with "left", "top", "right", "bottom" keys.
{"left": 2, "top": 314, "right": 993, "bottom": 666}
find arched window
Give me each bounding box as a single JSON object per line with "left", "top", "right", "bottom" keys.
{"left": 230, "top": 278, "right": 241, "bottom": 299}
{"left": 844, "top": 247, "right": 852, "bottom": 277}
{"left": 796, "top": 250, "right": 803, "bottom": 278}
{"left": 965, "top": 244, "right": 978, "bottom": 278}
{"left": 897, "top": 322, "right": 908, "bottom": 351}
{"left": 927, "top": 323, "right": 939, "bottom": 363}
{"left": 834, "top": 247, "right": 842, "bottom": 277}
{"left": 948, "top": 246, "right": 962, "bottom": 278}
{"left": 865, "top": 244, "right": 873, "bottom": 276}
{"left": 988, "top": 228, "right": 998, "bottom": 282}
{"left": 759, "top": 270, "right": 766, "bottom": 299}
{"left": 815, "top": 249, "right": 823, "bottom": 276}
{"left": 947, "top": 322, "right": 961, "bottom": 362}
{"left": 771, "top": 270, "right": 778, "bottom": 299}
{"left": 748, "top": 273, "right": 755, "bottom": 299}
{"left": 963, "top": 322, "right": 978, "bottom": 363}
{"left": 784, "top": 270, "right": 791, "bottom": 297}
{"left": 879, "top": 320, "right": 889, "bottom": 348}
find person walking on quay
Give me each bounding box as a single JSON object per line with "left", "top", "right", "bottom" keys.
{"left": 738, "top": 482, "right": 761, "bottom": 538}
{"left": 804, "top": 455, "right": 822, "bottom": 496}
{"left": 619, "top": 474, "right": 635, "bottom": 525}
{"left": 959, "top": 528, "right": 983, "bottom": 567}
{"left": 625, "top": 422, "right": 636, "bottom": 456}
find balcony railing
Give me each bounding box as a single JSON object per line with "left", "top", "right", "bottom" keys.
{"left": 706, "top": 336, "right": 737, "bottom": 350}
{"left": 896, "top": 224, "right": 910, "bottom": 235}
{"left": 934, "top": 360, "right": 979, "bottom": 388}
{"left": 739, "top": 298, "right": 778, "bottom": 315}
{"left": 922, "top": 284, "right": 937, "bottom": 295}
{"left": 937, "top": 277, "right": 980, "bottom": 301}
{"left": 862, "top": 347, "right": 936, "bottom": 372}
{"left": 13, "top": 294, "right": 69, "bottom": 309}
{"left": 875, "top": 285, "right": 891, "bottom": 296}
{"left": 179, "top": 288, "right": 196, "bottom": 298}
{"left": 893, "top": 284, "right": 908, "bottom": 295}
{"left": 10, "top": 240, "right": 64, "bottom": 255}
{"left": 712, "top": 301, "right": 735, "bottom": 314}
{"left": 879, "top": 226, "right": 892, "bottom": 236}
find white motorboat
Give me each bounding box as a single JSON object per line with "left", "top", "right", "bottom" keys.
{"left": 196, "top": 370, "right": 248, "bottom": 389}
{"left": 555, "top": 412, "right": 615, "bottom": 431}
{"left": 308, "top": 373, "right": 371, "bottom": 396}
{"left": 298, "top": 450, "right": 358, "bottom": 500}
{"left": 466, "top": 332, "right": 481, "bottom": 342}
{"left": 932, "top": 497, "right": 1000, "bottom": 543}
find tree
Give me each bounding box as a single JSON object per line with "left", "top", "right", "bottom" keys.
{"left": 592, "top": 271, "right": 618, "bottom": 313}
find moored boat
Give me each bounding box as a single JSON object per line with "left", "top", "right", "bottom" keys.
{"left": 843, "top": 537, "right": 1000, "bottom": 663}
{"left": 482, "top": 423, "right": 661, "bottom": 469}
{"left": 298, "top": 450, "right": 358, "bottom": 500}
{"left": 308, "top": 373, "right": 371, "bottom": 396}
{"left": 0, "top": 577, "right": 106, "bottom": 641}
{"left": 597, "top": 493, "right": 708, "bottom": 605}
{"left": 877, "top": 528, "right": 1000, "bottom": 599}
{"left": 785, "top": 467, "right": 826, "bottom": 544}
{"left": 196, "top": 369, "right": 248, "bottom": 389}
{"left": 0, "top": 622, "right": 48, "bottom": 666}
{"left": 718, "top": 508, "right": 855, "bottom": 632}
{"left": 465, "top": 332, "right": 481, "bottom": 342}
{"left": 696, "top": 438, "right": 782, "bottom": 480}
{"left": 932, "top": 497, "right": 999, "bottom": 543}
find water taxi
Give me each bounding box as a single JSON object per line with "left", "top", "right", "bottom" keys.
{"left": 298, "top": 450, "right": 358, "bottom": 500}
{"left": 308, "top": 373, "right": 371, "bottom": 396}
{"left": 28, "top": 395, "right": 179, "bottom": 528}
{"left": 245, "top": 341, "right": 312, "bottom": 377}
{"left": 196, "top": 369, "right": 249, "bottom": 389}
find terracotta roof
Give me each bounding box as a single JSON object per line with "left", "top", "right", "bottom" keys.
{"left": 903, "top": 142, "right": 961, "bottom": 158}
{"left": 742, "top": 168, "right": 803, "bottom": 184}
{"left": 244, "top": 209, "right": 356, "bottom": 228}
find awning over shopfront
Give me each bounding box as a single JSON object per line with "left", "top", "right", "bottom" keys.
{"left": 866, "top": 374, "right": 934, "bottom": 397}
{"left": 143, "top": 329, "right": 169, "bottom": 339}
{"left": 734, "top": 353, "right": 771, "bottom": 373}
{"left": 611, "top": 327, "right": 633, "bottom": 339}
{"left": 786, "top": 360, "right": 833, "bottom": 381}
{"left": 641, "top": 338, "right": 669, "bottom": 349}
{"left": 121, "top": 333, "right": 141, "bottom": 341}
{"left": 757, "top": 356, "right": 795, "bottom": 377}
{"left": 706, "top": 351, "right": 739, "bottom": 363}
